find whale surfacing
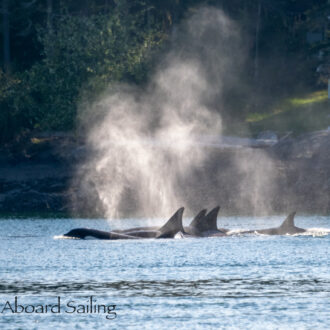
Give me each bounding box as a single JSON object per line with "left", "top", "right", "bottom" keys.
{"left": 243, "top": 212, "right": 306, "bottom": 235}
{"left": 156, "top": 207, "right": 185, "bottom": 238}
{"left": 183, "top": 209, "right": 207, "bottom": 236}
{"left": 63, "top": 207, "right": 184, "bottom": 240}
{"left": 62, "top": 208, "right": 309, "bottom": 240}
{"left": 63, "top": 228, "right": 139, "bottom": 240}
{"left": 184, "top": 206, "right": 228, "bottom": 237}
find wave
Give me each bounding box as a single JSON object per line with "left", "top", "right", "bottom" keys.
{"left": 294, "top": 228, "right": 330, "bottom": 237}
{"left": 226, "top": 228, "right": 330, "bottom": 237}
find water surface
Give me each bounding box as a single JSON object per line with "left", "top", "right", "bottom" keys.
{"left": 0, "top": 216, "right": 329, "bottom": 329}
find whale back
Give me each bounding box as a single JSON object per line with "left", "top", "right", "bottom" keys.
{"left": 64, "top": 228, "right": 88, "bottom": 238}
{"left": 156, "top": 207, "right": 184, "bottom": 238}
{"left": 64, "top": 228, "right": 112, "bottom": 239}
{"left": 64, "top": 228, "right": 139, "bottom": 240}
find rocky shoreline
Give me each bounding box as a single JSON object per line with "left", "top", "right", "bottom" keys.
{"left": 0, "top": 131, "right": 329, "bottom": 217}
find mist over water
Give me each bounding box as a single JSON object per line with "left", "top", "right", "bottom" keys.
{"left": 74, "top": 8, "right": 277, "bottom": 220}
{"left": 233, "top": 150, "right": 278, "bottom": 216}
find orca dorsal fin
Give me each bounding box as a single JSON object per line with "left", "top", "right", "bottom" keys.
{"left": 156, "top": 207, "right": 184, "bottom": 238}
{"left": 189, "top": 209, "right": 207, "bottom": 230}
{"left": 280, "top": 212, "right": 296, "bottom": 228}
{"left": 205, "top": 206, "right": 220, "bottom": 231}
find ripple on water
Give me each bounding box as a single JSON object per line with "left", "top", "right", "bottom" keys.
{"left": 0, "top": 217, "right": 329, "bottom": 329}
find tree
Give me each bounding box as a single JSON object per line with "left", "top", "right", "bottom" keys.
{"left": 2, "top": 0, "right": 10, "bottom": 73}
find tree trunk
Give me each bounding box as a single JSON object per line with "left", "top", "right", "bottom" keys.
{"left": 2, "top": 0, "right": 10, "bottom": 74}
{"left": 46, "top": 0, "right": 54, "bottom": 59}
{"left": 47, "top": 0, "right": 53, "bottom": 32}
{"left": 254, "top": 1, "right": 262, "bottom": 84}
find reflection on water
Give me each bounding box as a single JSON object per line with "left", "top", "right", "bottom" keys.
{"left": 0, "top": 216, "right": 329, "bottom": 329}
{"left": 1, "top": 278, "right": 329, "bottom": 297}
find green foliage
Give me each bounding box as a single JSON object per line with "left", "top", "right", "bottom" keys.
{"left": 30, "top": 11, "right": 163, "bottom": 129}
{"left": 0, "top": 70, "right": 17, "bottom": 142}
{"left": 0, "top": 8, "right": 164, "bottom": 141}
{"left": 1, "top": 0, "right": 329, "bottom": 143}
{"left": 246, "top": 91, "right": 330, "bottom": 135}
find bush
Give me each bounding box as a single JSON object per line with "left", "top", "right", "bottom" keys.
{"left": 0, "top": 10, "right": 164, "bottom": 142}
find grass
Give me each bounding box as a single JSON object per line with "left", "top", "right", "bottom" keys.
{"left": 245, "top": 90, "right": 330, "bottom": 136}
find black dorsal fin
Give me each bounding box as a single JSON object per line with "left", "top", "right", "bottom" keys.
{"left": 156, "top": 207, "right": 184, "bottom": 238}
{"left": 280, "top": 212, "right": 296, "bottom": 228}
{"left": 189, "top": 209, "right": 207, "bottom": 230}
{"left": 205, "top": 206, "right": 220, "bottom": 231}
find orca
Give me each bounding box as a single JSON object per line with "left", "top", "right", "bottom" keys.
{"left": 155, "top": 207, "right": 185, "bottom": 238}
{"left": 63, "top": 207, "right": 184, "bottom": 240}
{"left": 116, "top": 209, "right": 206, "bottom": 237}
{"left": 201, "top": 206, "right": 229, "bottom": 237}
{"left": 63, "top": 228, "right": 139, "bottom": 240}
{"left": 184, "top": 206, "right": 228, "bottom": 237}
{"left": 242, "top": 212, "right": 306, "bottom": 235}
{"left": 182, "top": 209, "right": 207, "bottom": 236}
{"left": 113, "top": 207, "right": 184, "bottom": 238}
{"left": 114, "top": 225, "right": 159, "bottom": 233}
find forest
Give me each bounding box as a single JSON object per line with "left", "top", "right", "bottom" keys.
{"left": 1, "top": 0, "right": 329, "bottom": 143}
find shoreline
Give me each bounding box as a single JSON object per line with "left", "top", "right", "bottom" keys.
{"left": 1, "top": 131, "right": 329, "bottom": 217}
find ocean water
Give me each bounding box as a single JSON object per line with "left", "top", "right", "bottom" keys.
{"left": 0, "top": 215, "right": 329, "bottom": 329}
